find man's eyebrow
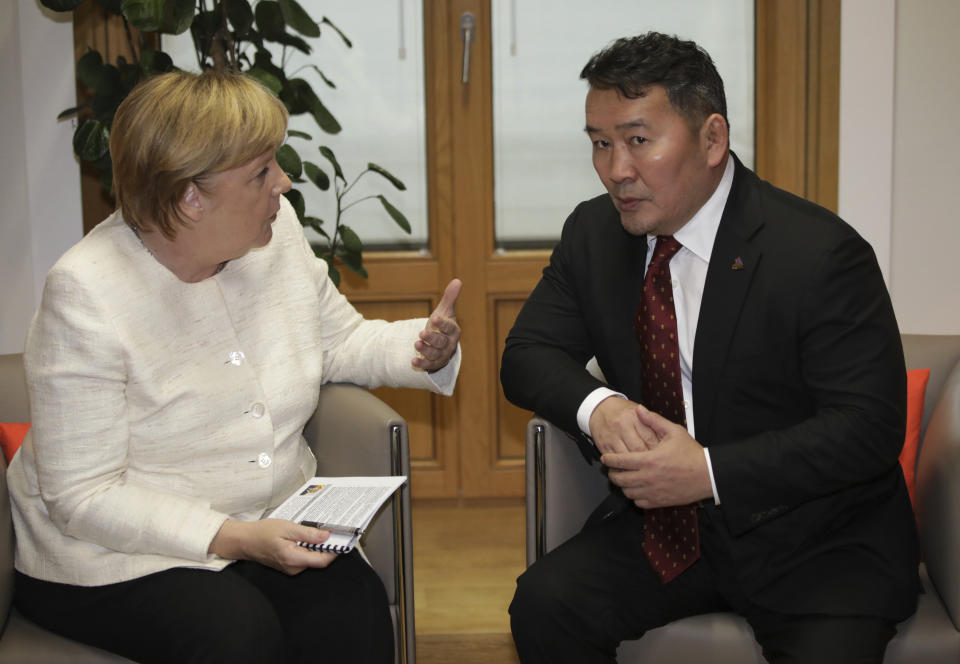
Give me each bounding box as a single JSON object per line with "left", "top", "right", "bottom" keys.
{"left": 584, "top": 119, "right": 648, "bottom": 134}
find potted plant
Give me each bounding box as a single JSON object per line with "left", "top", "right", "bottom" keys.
{"left": 41, "top": 0, "right": 411, "bottom": 286}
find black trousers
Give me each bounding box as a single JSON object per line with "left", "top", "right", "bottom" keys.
{"left": 510, "top": 506, "right": 897, "bottom": 664}
{"left": 14, "top": 551, "right": 393, "bottom": 664}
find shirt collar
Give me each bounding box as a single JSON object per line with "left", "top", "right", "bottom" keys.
{"left": 648, "top": 157, "right": 735, "bottom": 263}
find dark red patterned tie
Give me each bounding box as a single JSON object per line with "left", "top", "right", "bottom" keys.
{"left": 635, "top": 235, "right": 700, "bottom": 583}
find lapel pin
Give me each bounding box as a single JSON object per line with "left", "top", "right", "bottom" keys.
{"left": 731, "top": 257, "right": 744, "bottom": 271}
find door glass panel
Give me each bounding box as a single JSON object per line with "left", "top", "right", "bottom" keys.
{"left": 164, "top": 0, "right": 429, "bottom": 250}
{"left": 491, "top": 1, "right": 755, "bottom": 249}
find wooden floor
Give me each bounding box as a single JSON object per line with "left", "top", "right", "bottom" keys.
{"left": 411, "top": 499, "right": 525, "bottom": 664}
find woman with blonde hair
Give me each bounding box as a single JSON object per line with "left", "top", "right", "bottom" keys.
{"left": 8, "top": 70, "right": 461, "bottom": 663}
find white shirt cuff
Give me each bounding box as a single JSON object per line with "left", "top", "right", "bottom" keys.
{"left": 577, "top": 387, "right": 626, "bottom": 438}
{"left": 703, "top": 447, "right": 721, "bottom": 504}
{"left": 425, "top": 344, "right": 461, "bottom": 396}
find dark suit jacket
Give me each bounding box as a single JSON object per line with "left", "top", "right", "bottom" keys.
{"left": 501, "top": 155, "right": 920, "bottom": 621}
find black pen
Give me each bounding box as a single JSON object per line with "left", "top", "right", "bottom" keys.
{"left": 301, "top": 520, "right": 362, "bottom": 537}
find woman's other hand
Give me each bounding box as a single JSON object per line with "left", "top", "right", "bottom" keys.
{"left": 209, "top": 518, "right": 337, "bottom": 575}
{"left": 412, "top": 278, "right": 462, "bottom": 372}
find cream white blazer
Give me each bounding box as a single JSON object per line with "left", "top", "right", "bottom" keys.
{"left": 8, "top": 197, "right": 459, "bottom": 586}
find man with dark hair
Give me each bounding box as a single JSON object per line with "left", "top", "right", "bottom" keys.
{"left": 501, "top": 32, "right": 919, "bottom": 663}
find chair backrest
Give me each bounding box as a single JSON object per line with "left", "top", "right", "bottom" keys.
{"left": 0, "top": 355, "right": 28, "bottom": 424}
{"left": 901, "top": 334, "right": 960, "bottom": 436}
{"left": 0, "top": 354, "right": 26, "bottom": 633}
{"left": 909, "top": 337, "right": 960, "bottom": 630}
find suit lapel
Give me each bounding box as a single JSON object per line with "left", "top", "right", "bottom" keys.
{"left": 618, "top": 234, "right": 648, "bottom": 400}
{"left": 692, "top": 158, "right": 764, "bottom": 437}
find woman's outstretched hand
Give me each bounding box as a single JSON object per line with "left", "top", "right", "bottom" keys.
{"left": 413, "top": 278, "right": 462, "bottom": 372}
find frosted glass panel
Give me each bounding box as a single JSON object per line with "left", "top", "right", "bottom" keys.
{"left": 164, "top": 1, "right": 428, "bottom": 250}
{"left": 492, "top": 1, "right": 755, "bottom": 247}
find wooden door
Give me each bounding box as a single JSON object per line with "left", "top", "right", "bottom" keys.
{"left": 341, "top": 0, "right": 537, "bottom": 499}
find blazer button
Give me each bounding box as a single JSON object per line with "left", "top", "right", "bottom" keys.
{"left": 250, "top": 402, "right": 266, "bottom": 418}
{"left": 257, "top": 452, "right": 272, "bottom": 469}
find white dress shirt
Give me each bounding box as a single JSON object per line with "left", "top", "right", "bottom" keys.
{"left": 576, "top": 158, "right": 735, "bottom": 503}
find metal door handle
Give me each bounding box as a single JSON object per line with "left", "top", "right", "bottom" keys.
{"left": 460, "top": 12, "right": 476, "bottom": 84}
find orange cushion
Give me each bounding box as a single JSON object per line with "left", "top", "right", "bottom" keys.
{"left": 899, "top": 368, "right": 930, "bottom": 508}
{"left": 0, "top": 421, "right": 30, "bottom": 464}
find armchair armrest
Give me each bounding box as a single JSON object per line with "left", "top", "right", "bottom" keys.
{"left": 304, "top": 383, "right": 409, "bottom": 478}
{"left": 916, "top": 359, "right": 960, "bottom": 630}
{"left": 525, "top": 416, "right": 610, "bottom": 566}
{"left": 302, "top": 383, "right": 414, "bottom": 664}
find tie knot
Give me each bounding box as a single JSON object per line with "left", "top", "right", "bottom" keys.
{"left": 649, "top": 236, "right": 682, "bottom": 271}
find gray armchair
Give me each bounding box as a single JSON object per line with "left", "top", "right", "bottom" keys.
{"left": 0, "top": 353, "right": 416, "bottom": 664}
{"left": 525, "top": 334, "right": 960, "bottom": 662}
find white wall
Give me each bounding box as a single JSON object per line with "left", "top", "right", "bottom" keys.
{"left": 838, "top": 0, "right": 896, "bottom": 282}
{"left": 0, "top": 0, "right": 82, "bottom": 355}
{"left": 888, "top": 0, "right": 960, "bottom": 334}
{"left": 840, "top": 0, "right": 960, "bottom": 334}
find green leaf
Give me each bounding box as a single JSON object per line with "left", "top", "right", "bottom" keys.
{"left": 139, "top": 49, "right": 174, "bottom": 76}
{"left": 92, "top": 152, "right": 113, "bottom": 172}
{"left": 224, "top": 0, "right": 254, "bottom": 35}
{"left": 280, "top": 33, "right": 312, "bottom": 55}
{"left": 318, "top": 70, "right": 336, "bottom": 89}
{"left": 336, "top": 245, "right": 368, "bottom": 278}
{"left": 377, "top": 195, "right": 412, "bottom": 234}
{"left": 278, "top": 0, "right": 320, "bottom": 38}
{"left": 278, "top": 78, "right": 309, "bottom": 114}
{"left": 338, "top": 225, "right": 362, "bottom": 252}
{"left": 286, "top": 188, "right": 306, "bottom": 221}
{"left": 304, "top": 217, "right": 329, "bottom": 239}
{"left": 303, "top": 161, "right": 330, "bottom": 191}
{"left": 77, "top": 50, "right": 104, "bottom": 91}
{"left": 246, "top": 68, "right": 283, "bottom": 95}
{"left": 367, "top": 163, "right": 407, "bottom": 191}
{"left": 254, "top": 1, "right": 286, "bottom": 39}
{"left": 276, "top": 144, "right": 303, "bottom": 179}
{"left": 253, "top": 50, "right": 286, "bottom": 85}
{"left": 321, "top": 16, "right": 352, "bottom": 48}
{"left": 118, "top": 60, "right": 141, "bottom": 94}
{"left": 40, "top": 0, "right": 85, "bottom": 10}
{"left": 73, "top": 118, "right": 111, "bottom": 162}
{"left": 57, "top": 105, "right": 85, "bottom": 120}
{"left": 121, "top": 0, "right": 195, "bottom": 34}
{"left": 287, "top": 129, "right": 312, "bottom": 140}
{"left": 302, "top": 66, "right": 336, "bottom": 89}
{"left": 312, "top": 242, "right": 332, "bottom": 261}
{"left": 92, "top": 65, "right": 126, "bottom": 123}
{"left": 279, "top": 78, "right": 340, "bottom": 134}
{"left": 319, "top": 254, "right": 341, "bottom": 287}
{"left": 319, "top": 146, "right": 344, "bottom": 182}
{"left": 256, "top": 1, "right": 312, "bottom": 54}
{"left": 99, "top": 167, "right": 113, "bottom": 194}
{"left": 189, "top": 9, "right": 217, "bottom": 64}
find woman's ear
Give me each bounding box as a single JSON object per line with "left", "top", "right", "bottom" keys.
{"left": 178, "top": 182, "right": 204, "bottom": 222}
{"left": 701, "top": 113, "right": 729, "bottom": 167}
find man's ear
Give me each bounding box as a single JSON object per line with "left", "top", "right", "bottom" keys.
{"left": 701, "top": 113, "right": 729, "bottom": 167}
{"left": 178, "top": 182, "right": 204, "bottom": 223}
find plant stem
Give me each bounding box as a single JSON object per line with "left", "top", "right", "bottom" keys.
{"left": 328, "top": 180, "right": 345, "bottom": 260}
{"left": 341, "top": 194, "right": 379, "bottom": 213}
{"left": 121, "top": 17, "right": 139, "bottom": 65}
{"left": 194, "top": 0, "right": 207, "bottom": 68}
{"left": 341, "top": 169, "right": 369, "bottom": 199}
